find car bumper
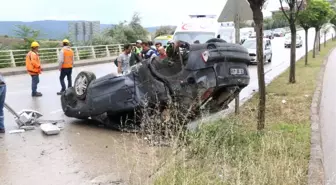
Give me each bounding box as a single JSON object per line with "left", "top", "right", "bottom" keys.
{"left": 249, "top": 55, "right": 268, "bottom": 63}
{"left": 285, "top": 43, "right": 301, "bottom": 47}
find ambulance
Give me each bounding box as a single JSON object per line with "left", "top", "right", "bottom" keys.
{"left": 172, "top": 14, "right": 236, "bottom": 44}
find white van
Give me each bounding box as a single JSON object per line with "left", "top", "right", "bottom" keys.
{"left": 172, "top": 15, "right": 236, "bottom": 44}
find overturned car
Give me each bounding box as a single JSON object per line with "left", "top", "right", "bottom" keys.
{"left": 61, "top": 41, "right": 251, "bottom": 128}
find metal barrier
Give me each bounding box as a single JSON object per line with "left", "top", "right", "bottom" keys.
{"left": 0, "top": 44, "right": 124, "bottom": 68}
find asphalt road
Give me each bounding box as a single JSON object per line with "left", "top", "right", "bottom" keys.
{"left": 320, "top": 48, "right": 336, "bottom": 185}
{"left": 0, "top": 28, "right": 333, "bottom": 185}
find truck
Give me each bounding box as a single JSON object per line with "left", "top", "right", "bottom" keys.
{"left": 172, "top": 14, "right": 236, "bottom": 44}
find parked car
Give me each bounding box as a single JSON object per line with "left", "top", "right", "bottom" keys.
{"left": 264, "top": 30, "right": 274, "bottom": 39}
{"left": 284, "top": 33, "right": 303, "bottom": 48}
{"left": 273, "top": 28, "right": 286, "bottom": 37}
{"left": 242, "top": 38, "right": 272, "bottom": 64}
{"left": 249, "top": 32, "right": 256, "bottom": 38}
{"left": 61, "top": 40, "right": 251, "bottom": 128}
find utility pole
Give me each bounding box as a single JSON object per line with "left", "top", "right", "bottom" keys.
{"left": 234, "top": 0, "right": 241, "bottom": 115}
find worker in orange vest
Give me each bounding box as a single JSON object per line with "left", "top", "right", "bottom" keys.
{"left": 57, "top": 39, "right": 74, "bottom": 95}
{"left": 25, "top": 41, "right": 42, "bottom": 97}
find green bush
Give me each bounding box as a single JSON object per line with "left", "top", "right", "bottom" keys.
{"left": 12, "top": 50, "right": 28, "bottom": 67}
{"left": 78, "top": 50, "right": 91, "bottom": 60}
{"left": 39, "top": 49, "right": 58, "bottom": 64}
{"left": 0, "top": 51, "right": 12, "bottom": 68}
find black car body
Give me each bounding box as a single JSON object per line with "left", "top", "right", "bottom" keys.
{"left": 61, "top": 42, "right": 251, "bottom": 126}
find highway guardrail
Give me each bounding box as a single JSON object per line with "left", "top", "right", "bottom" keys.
{"left": 0, "top": 44, "right": 124, "bottom": 68}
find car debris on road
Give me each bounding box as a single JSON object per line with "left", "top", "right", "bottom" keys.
{"left": 4, "top": 102, "right": 65, "bottom": 135}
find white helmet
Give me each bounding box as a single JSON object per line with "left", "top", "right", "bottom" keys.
{"left": 136, "top": 40, "right": 142, "bottom": 44}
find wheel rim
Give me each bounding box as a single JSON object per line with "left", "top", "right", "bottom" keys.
{"left": 75, "top": 75, "right": 88, "bottom": 96}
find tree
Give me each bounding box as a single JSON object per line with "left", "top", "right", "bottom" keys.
{"left": 247, "top": 0, "right": 267, "bottom": 130}
{"left": 13, "top": 25, "right": 41, "bottom": 49}
{"left": 321, "top": 23, "right": 334, "bottom": 47}
{"left": 330, "top": 16, "right": 336, "bottom": 40}
{"left": 279, "top": 0, "right": 304, "bottom": 84}
{"left": 307, "top": 0, "right": 334, "bottom": 58}
{"left": 263, "top": 18, "right": 274, "bottom": 30}
{"left": 154, "top": 26, "right": 176, "bottom": 38}
{"left": 297, "top": 8, "right": 313, "bottom": 65}
{"left": 129, "top": 12, "right": 149, "bottom": 41}
{"left": 106, "top": 12, "right": 149, "bottom": 44}
{"left": 91, "top": 33, "right": 115, "bottom": 45}
{"left": 273, "top": 11, "right": 290, "bottom": 28}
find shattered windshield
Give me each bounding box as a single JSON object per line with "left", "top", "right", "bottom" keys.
{"left": 173, "top": 32, "right": 216, "bottom": 44}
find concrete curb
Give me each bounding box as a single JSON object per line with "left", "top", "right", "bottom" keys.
{"left": 307, "top": 47, "right": 336, "bottom": 185}
{"left": 0, "top": 56, "right": 117, "bottom": 77}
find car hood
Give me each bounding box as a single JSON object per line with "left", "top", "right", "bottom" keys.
{"left": 247, "top": 48, "right": 256, "bottom": 54}
{"left": 285, "top": 38, "right": 300, "bottom": 43}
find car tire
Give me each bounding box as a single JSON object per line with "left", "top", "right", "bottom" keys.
{"left": 61, "top": 87, "right": 76, "bottom": 113}
{"left": 268, "top": 54, "right": 272, "bottom": 63}
{"left": 74, "top": 71, "right": 96, "bottom": 100}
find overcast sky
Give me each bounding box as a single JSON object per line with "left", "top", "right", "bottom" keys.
{"left": 1, "top": 0, "right": 284, "bottom": 27}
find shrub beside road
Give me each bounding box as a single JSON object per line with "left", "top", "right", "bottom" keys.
{"left": 153, "top": 39, "right": 336, "bottom": 185}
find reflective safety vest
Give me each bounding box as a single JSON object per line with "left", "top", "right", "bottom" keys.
{"left": 25, "top": 51, "right": 41, "bottom": 75}
{"left": 61, "top": 48, "right": 74, "bottom": 68}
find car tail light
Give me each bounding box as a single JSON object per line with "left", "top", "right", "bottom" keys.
{"left": 201, "top": 87, "right": 214, "bottom": 101}
{"left": 201, "top": 51, "right": 210, "bottom": 63}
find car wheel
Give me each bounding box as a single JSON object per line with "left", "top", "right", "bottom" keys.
{"left": 61, "top": 87, "right": 76, "bottom": 112}
{"left": 268, "top": 54, "right": 272, "bottom": 63}
{"left": 74, "top": 71, "right": 96, "bottom": 100}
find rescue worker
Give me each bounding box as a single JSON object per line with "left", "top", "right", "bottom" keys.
{"left": 26, "top": 41, "right": 42, "bottom": 97}
{"left": 57, "top": 39, "right": 74, "bottom": 95}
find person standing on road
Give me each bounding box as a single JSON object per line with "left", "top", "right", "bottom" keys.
{"left": 158, "top": 46, "right": 167, "bottom": 59}
{"left": 0, "top": 73, "right": 6, "bottom": 133}
{"left": 57, "top": 39, "right": 74, "bottom": 95}
{"left": 155, "top": 42, "right": 162, "bottom": 51}
{"left": 148, "top": 41, "right": 157, "bottom": 51}
{"left": 117, "top": 44, "right": 132, "bottom": 75}
{"left": 25, "top": 41, "right": 42, "bottom": 97}
{"left": 141, "top": 41, "right": 158, "bottom": 59}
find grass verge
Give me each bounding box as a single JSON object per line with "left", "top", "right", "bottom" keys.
{"left": 153, "top": 40, "right": 336, "bottom": 185}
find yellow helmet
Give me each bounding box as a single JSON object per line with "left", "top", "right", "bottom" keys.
{"left": 62, "top": 39, "right": 70, "bottom": 44}
{"left": 31, "top": 41, "right": 40, "bottom": 48}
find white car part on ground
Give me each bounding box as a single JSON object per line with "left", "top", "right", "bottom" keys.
{"left": 4, "top": 102, "right": 65, "bottom": 134}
